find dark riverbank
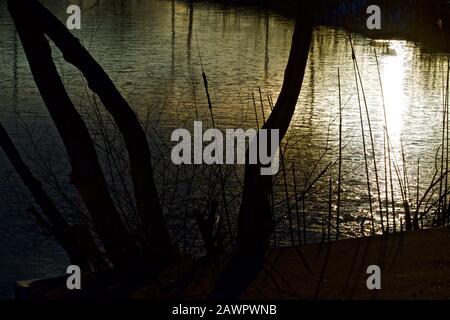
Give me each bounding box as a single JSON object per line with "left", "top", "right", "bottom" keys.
{"left": 208, "top": 0, "right": 450, "bottom": 50}
{"left": 17, "top": 227, "right": 450, "bottom": 299}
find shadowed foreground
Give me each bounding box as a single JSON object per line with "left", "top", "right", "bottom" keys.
{"left": 17, "top": 227, "right": 450, "bottom": 300}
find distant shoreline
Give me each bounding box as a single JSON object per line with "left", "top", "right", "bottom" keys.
{"left": 204, "top": 0, "right": 450, "bottom": 50}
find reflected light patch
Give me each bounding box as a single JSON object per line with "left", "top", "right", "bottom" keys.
{"left": 379, "top": 40, "right": 407, "bottom": 144}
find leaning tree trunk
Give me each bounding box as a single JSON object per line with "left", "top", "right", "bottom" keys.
{"left": 8, "top": 0, "right": 141, "bottom": 269}
{"left": 0, "top": 122, "right": 97, "bottom": 270}
{"left": 236, "top": 3, "right": 315, "bottom": 255}
{"left": 18, "top": 0, "right": 178, "bottom": 263}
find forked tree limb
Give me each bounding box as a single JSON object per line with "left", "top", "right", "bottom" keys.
{"left": 237, "top": 4, "right": 315, "bottom": 254}
{"left": 8, "top": 0, "right": 140, "bottom": 268}
{"left": 19, "top": 0, "right": 178, "bottom": 262}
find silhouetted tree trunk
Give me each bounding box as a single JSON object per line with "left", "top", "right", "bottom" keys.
{"left": 8, "top": 0, "right": 140, "bottom": 269}
{"left": 19, "top": 0, "right": 178, "bottom": 263}
{"left": 236, "top": 4, "right": 315, "bottom": 255}
{"left": 0, "top": 123, "right": 106, "bottom": 271}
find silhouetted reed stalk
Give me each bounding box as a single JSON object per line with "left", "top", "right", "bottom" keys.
{"left": 259, "top": 87, "right": 266, "bottom": 123}
{"left": 373, "top": 48, "right": 396, "bottom": 233}
{"left": 252, "top": 92, "right": 260, "bottom": 128}
{"left": 438, "top": 75, "right": 446, "bottom": 225}
{"left": 327, "top": 177, "right": 332, "bottom": 242}
{"left": 337, "top": 67, "right": 342, "bottom": 240}
{"left": 268, "top": 93, "right": 274, "bottom": 111}
{"left": 352, "top": 57, "right": 375, "bottom": 234}
{"left": 349, "top": 35, "right": 384, "bottom": 234}
{"left": 400, "top": 140, "right": 412, "bottom": 230}
{"left": 445, "top": 56, "right": 450, "bottom": 225}
{"left": 436, "top": 56, "right": 450, "bottom": 226}
{"left": 401, "top": 143, "right": 410, "bottom": 200}
{"left": 267, "top": 94, "right": 277, "bottom": 246}
{"left": 414, "top": 158, "right": 420, "bottom": 229}
{"left": 292, "top": 164, "right": 302, "bottom": 245}
{"left": 381, "top": 127, "right": 391, "bottom": 233}
{"left": 302, "top": 197, "right": 307, "bottom": 244}
{"left": 280, "top": 152, "right": 295, "bottom": 246}
{"left": 321, "top": 218, "right": 325, "bottom": 243}
{"left": 437, "top": 15, "right": 450, "bottom": 226}
{"left": 389, "top": 143, "right": 397, "bottom": 232}
{"left": 196, "top": 38, "right": 233, "bottom": 244}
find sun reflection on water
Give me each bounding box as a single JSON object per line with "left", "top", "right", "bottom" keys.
{"left": 378, "top": 40, "right": 408, "bottom": 145}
